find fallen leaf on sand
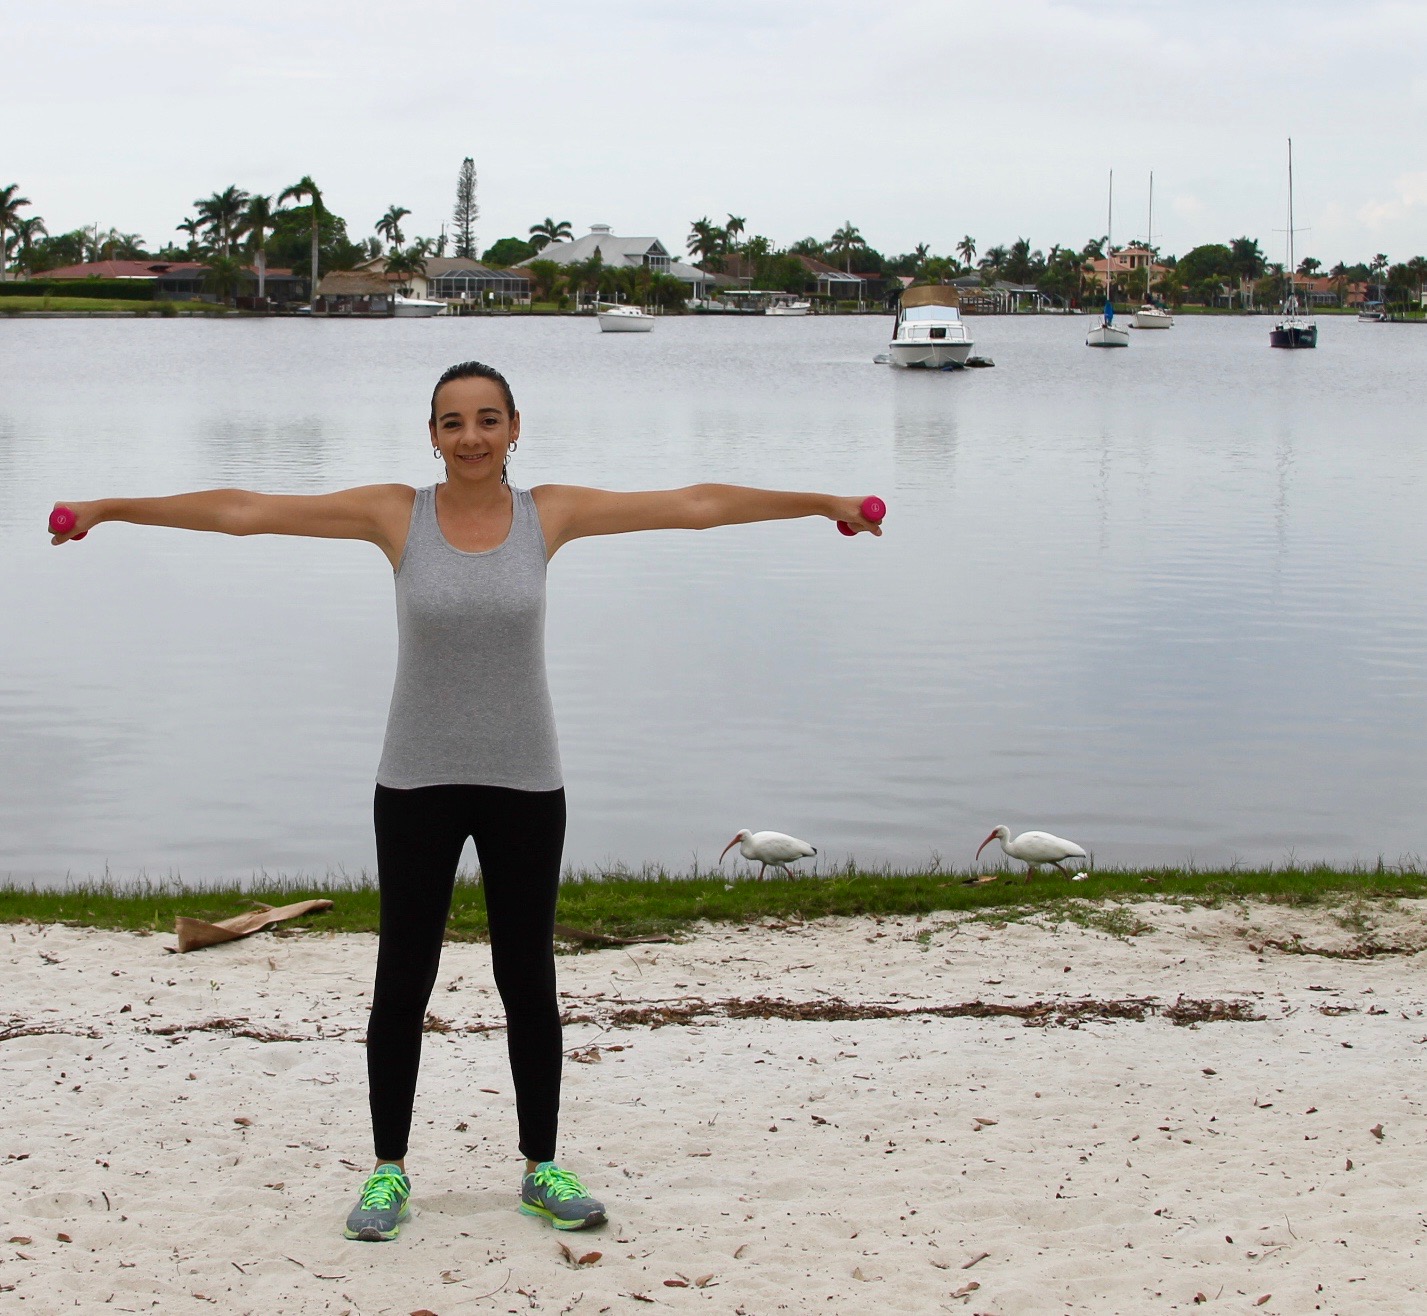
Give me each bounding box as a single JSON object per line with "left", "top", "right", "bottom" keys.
{"left": 694, "top": 1274, "right": 716, "bottom": 1287}
{"left": 628, "top": 1294, "right": 655, "bottom": 1303}
{"left": 233, "top": 1117, "right": 252, "bottom": 1126}
{"left": 1346, "top": 1158, "right": 1354, "bottom": 1170}
{"left": 580, "top": 1252, "right": 602, "bottom": 1266}
{"left": 963, "top": 1251, "right": 990, "bottom": 1269}
{"left": 932, "top": 1259, "right": 952, "bottom": 1270}
{"left": 440, "top": 1270, "right": 461, "bottom": 1283}
{"left": 1193, "top": 1294, "right": 1207, "bottom": 1305}
{"left": 973, "top": 1118, "right": 997, "bottom": 1128}
{"left": 1370, "top": 1123, "right": 1384, "bottom": 1140}
{"left": 8, "top": 1237, "right": 31, "bottom": 1245}
{"left": 853, "top": 1267, "right": 870, "bottom": 1281}
{"left": 1255, "top": 1296, "right": 1271, "bottom": 1307}
{"left": 733, "top": 1243, "right": 749, "bottom": 1259}
{"left": 950, "top": 1280, "right": 980, "bottom": 1298}
{"left": 56, "top": 1233, "right": 71, "bottom": 1243}
{"left": 664, "top": 1278, "right": 689, "bottom": 1287}
{"left": 411, "top": 1310, "right": 439, "bottom": 1315}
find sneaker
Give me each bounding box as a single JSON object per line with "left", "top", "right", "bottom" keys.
{"left": 519, "top": 1162, "right": 607, "bottom": 1231}
{"left": 344, "top": 1164, "right": 411, "bottom": 1241}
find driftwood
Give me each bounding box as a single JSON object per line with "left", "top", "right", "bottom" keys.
{"left": 172, "top": 899, "right": 334, "bottom": 953}
{"left": 553, "top": 922, "right": 670, "bottom": 947}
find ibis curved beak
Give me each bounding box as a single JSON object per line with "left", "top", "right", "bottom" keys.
{"left": 719, "top": 837, "right": 739, "bottom": 863}
{"left": 974, "top": 832, "right": 997, "bottom": 861}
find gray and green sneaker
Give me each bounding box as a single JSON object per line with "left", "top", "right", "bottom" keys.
{"left": 344, "top": 1164, "right": 411, "bottom": 1241}
{"left": 519, "top": 1162, "right": 606, "bottom": 1231}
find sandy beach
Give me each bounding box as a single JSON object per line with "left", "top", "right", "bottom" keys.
{"left": 2, "top": 898, "right": 1425, "bottom": 1314}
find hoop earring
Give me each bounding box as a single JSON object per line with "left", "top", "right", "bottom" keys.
{"left": 432, "top": 447, "right": 441, "bottom": 459}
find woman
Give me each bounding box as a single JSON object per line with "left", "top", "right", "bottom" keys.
{"left": 50, "top": 359, "right": 884, "bottom": 1243}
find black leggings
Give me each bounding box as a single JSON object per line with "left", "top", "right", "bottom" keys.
{"left": 368, "top": 782, "right": 566, "bottom": 1163}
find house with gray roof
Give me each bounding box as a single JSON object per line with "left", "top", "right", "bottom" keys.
{"left": 517, "top": 224, "right": 715, "bottom": 301}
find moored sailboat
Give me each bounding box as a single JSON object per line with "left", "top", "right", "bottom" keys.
{"left": 1270, "top": 139, "right": 1318, "bottom": 350}
{"left": 1087, "top": 170, "right": 1129, "bottom": 347}
{"left": 1133, "top": 171, "right": 1173, "bottom": 329}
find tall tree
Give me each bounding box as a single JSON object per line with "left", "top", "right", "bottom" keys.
{"left": 528, "top": 217, "right": 573, "bottom": 251}
{"left": 453, "top": 158, "right": 478, "bottom": 259}
{"left": 0, "top": 184, "right": 32, "bottom": 276}
{"left": 686, "top": 217, "right": 725, "bottom": 267}
{"left": 828, "top": 221, "right": 866, "bottom": 273}
{"left": 956, "top": 235, "right": 976, "bottom": 269}
{"left": 195, "top": 186, "right": 250, "bottom": 256}
{"left": 241, "top": 194, "right": 275, "bottom": 302}
{"left": 278, "top": 175, "right": 324, "bottom": 305}
{"left": 13, "top": 214, "right": 46, "bottom": 273}
{"left": 375, "top": 204, "right": 410, "bottom": 252}
{"left": 1228, "top": 236, "right": 1264, "bottom": 308}
{"left": 725, "top": 215, "right": 746, "bottom": 250}
{"left": 176, "top": 215, "right": 204, "bottom": 257}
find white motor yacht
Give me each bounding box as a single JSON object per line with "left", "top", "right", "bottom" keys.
{"left": 765, "top": 295, "right": 811, "bottom": 316}
{"left": 887, "top": 286, "right": 974, "bottom": 368}
{"left": 1132, "top": 303, "right": 1173, "bottom": 329}
{"left": 393, "top": 295, "right": 446, "bottom": 317}
{"left": 597, "top": 304, "right": 655, "bottom": 333}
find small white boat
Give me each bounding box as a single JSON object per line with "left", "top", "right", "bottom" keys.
{"left": 887, "top": 285, "right": 974, "bottom": 369}
{"left": 1086, "top": 315, "right": 1130, "bottom": 347}
{"left": 1133, "top": 303, "right": 1173, "bottom": 329}
{"left": 1357, "top": 305, "right": 1389, "bottom": 323}
{"left": 393, "top": 295, "right": 446, "bottom": 317}
{"left": 597, "top": 304, "right": 655, "bottom": 333}
{"left": 765, "top": 297, "right": 811, "bottom": 316}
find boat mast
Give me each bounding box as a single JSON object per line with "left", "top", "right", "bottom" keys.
{"left": 1106, "top": 170, "right": 1114, "bottom": 306}
{"left": 1145, "top": 172, "right": 1154, "bottom": 303}
{"left": 1286, "top": 138, "right": 1295, "bottom": 313}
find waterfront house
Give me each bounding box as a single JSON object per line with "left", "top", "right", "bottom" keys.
{"left": 355, "top": 256, "right": 531, "bottom": 306}
{"left": 1084, "top": 243, "right": 1168, "bottom": 294}
{"left": 515, "top": 225, "right": 715, "bottom": 302}
{"left": 40, "top": 259, "right": 301, "bottom": 304}
{"left": 314, "top": 270, "right": 393, "bottom": 316}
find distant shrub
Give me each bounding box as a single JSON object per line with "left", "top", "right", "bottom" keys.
{"left": 0, "top": 279, "right": 155, "bottom": 301}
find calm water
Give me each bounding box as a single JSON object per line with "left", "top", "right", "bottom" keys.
{"left": 2, "top": 312, "right": 1424, "bottom": 885}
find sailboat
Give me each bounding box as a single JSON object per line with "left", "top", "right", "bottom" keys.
{"left": 1269, "top": 139, "right": 1318, "bottom": 349}
{"left": 1086, "top": 170, "right": 1130, "bottom": 347}
{"left": 1133, "top": 172, "right": 1173, "bottom": 329}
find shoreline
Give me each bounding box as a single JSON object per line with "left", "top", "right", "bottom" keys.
{"left": 3, "top": 901, "right": 1423, "bottom": 1311}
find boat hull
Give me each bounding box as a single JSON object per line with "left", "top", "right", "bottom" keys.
{"left": 1269, "top": 323, "right": 1317, "bottom": 349}
{"left": 766, "top": 303, "right": 810, "bottom": 316}
{"left": 1085, "top": 323, "right": 1130, "bottom": 348}
{"left": 887, "top": 339, "right": 973, "bottom": 369}
{"left": 393, "top": 299, "right": 446, "bottom": 317}
{"left": 597, "top": 312, "right": 654, "bottom": 333}
{"left": 1132, "top": 308, "right": 1173, "bottom": 329}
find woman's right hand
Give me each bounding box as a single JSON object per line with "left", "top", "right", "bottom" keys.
{"left": 49, "top": 501, "right": 101, "bottom": 544}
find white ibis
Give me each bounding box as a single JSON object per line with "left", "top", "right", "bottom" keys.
{"left": 975, "top": 825, "right": 1087, "bottom": 875}
{"left": 719, "top": 829, "right": 817, "bottom": 880}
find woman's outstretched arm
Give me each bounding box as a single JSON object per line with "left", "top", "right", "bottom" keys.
{"left": 532, "top": 484, "right": 882, "bottom": 557}
{"left": 49, "top": 485, "right": 416, "bottom": 565}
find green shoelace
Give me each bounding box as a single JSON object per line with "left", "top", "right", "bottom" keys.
{"left": 359, "top": 1169, "right": 407, "bottom": 1210}
{"left": 531, "top": 1164, "right": 588, "bottom": 1201}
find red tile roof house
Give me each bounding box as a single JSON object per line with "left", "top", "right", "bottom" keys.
{"left": 40, "top": 260, "right": 301, "bottom": 305}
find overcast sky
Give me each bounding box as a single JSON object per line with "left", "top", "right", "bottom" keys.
{"left": 5, "top": 0, "right": 1424, "bottom": 266}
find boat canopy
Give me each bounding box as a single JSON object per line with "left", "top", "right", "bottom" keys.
{"left": 900, "top": 285, "right": 960, "bottom": 310}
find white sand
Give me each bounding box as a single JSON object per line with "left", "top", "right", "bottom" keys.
{"left": 2, "top": 899, "right": 1425, "bottom": 1314}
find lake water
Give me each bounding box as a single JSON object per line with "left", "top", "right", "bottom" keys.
{"left": 2, "top": 312, "right": 1423, "bottom": 886}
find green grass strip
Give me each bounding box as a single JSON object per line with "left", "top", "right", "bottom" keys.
{"left": 1, "top": 864, "right": 1423, "bottom": 943}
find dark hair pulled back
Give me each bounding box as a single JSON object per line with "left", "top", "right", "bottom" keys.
{"left": 430, "top": 361, "right": 517, "bottom": 423}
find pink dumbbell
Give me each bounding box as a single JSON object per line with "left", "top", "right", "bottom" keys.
{"left": 49, "top": 506, "right": 87, "bottom": 541}
{"left": 838, "top": 495, "right": 886, "bottom": 536}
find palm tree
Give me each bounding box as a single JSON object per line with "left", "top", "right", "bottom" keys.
{"left": 912, "top": 242, "right": 930, "bottom": 275}
{"left": 203, "top": 252, "right": 245, "bottom": 305}
{"left": 195, "top": 186, "right": 250, "bottom": 256}
{"left": 725, "top": 215, "right": 746, "bottom": 251}
{"left": 528, "top": 217, "right": 573, "bottom": 252}
{"left": 828, "top": 221, "right": 866, "bottom": 274}
{"left": 385, "top": 243, "right": 429, "bottom": 294}
{"left": 278, "top": 175, "right": 324, "bottom": 306}
{"left": 956, "top": 235, "right": 976, "bottom": 269}
{"left": 176, "top": 216, "right": 204, "bottom": 257}
{"left": 686, "top": 217, "right": 725, "bottom": 267}
{"left": 375, "top": 205, "right": 410, "bottom": 253}
{"left": 0, "top": 184, "right": 32, "bottom": 277}
{"left": 13, "top": 214, "right": 46, "bottom": 274}
{"left": 241, "top": 195, "right": 275, "bottom": 302}
{"left": 1229, "top": 236, "right": 1264, "bottom": 309}
{"left": 525, "top": 259, "right": 563, "bottom": 303}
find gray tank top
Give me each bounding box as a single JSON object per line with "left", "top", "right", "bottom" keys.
{"left": 376, "top": 484, "right": 563, "bottom": 791}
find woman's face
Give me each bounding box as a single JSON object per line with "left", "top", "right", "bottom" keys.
{"left": 429, "top": 376, "right": 520, "bottom": 484}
